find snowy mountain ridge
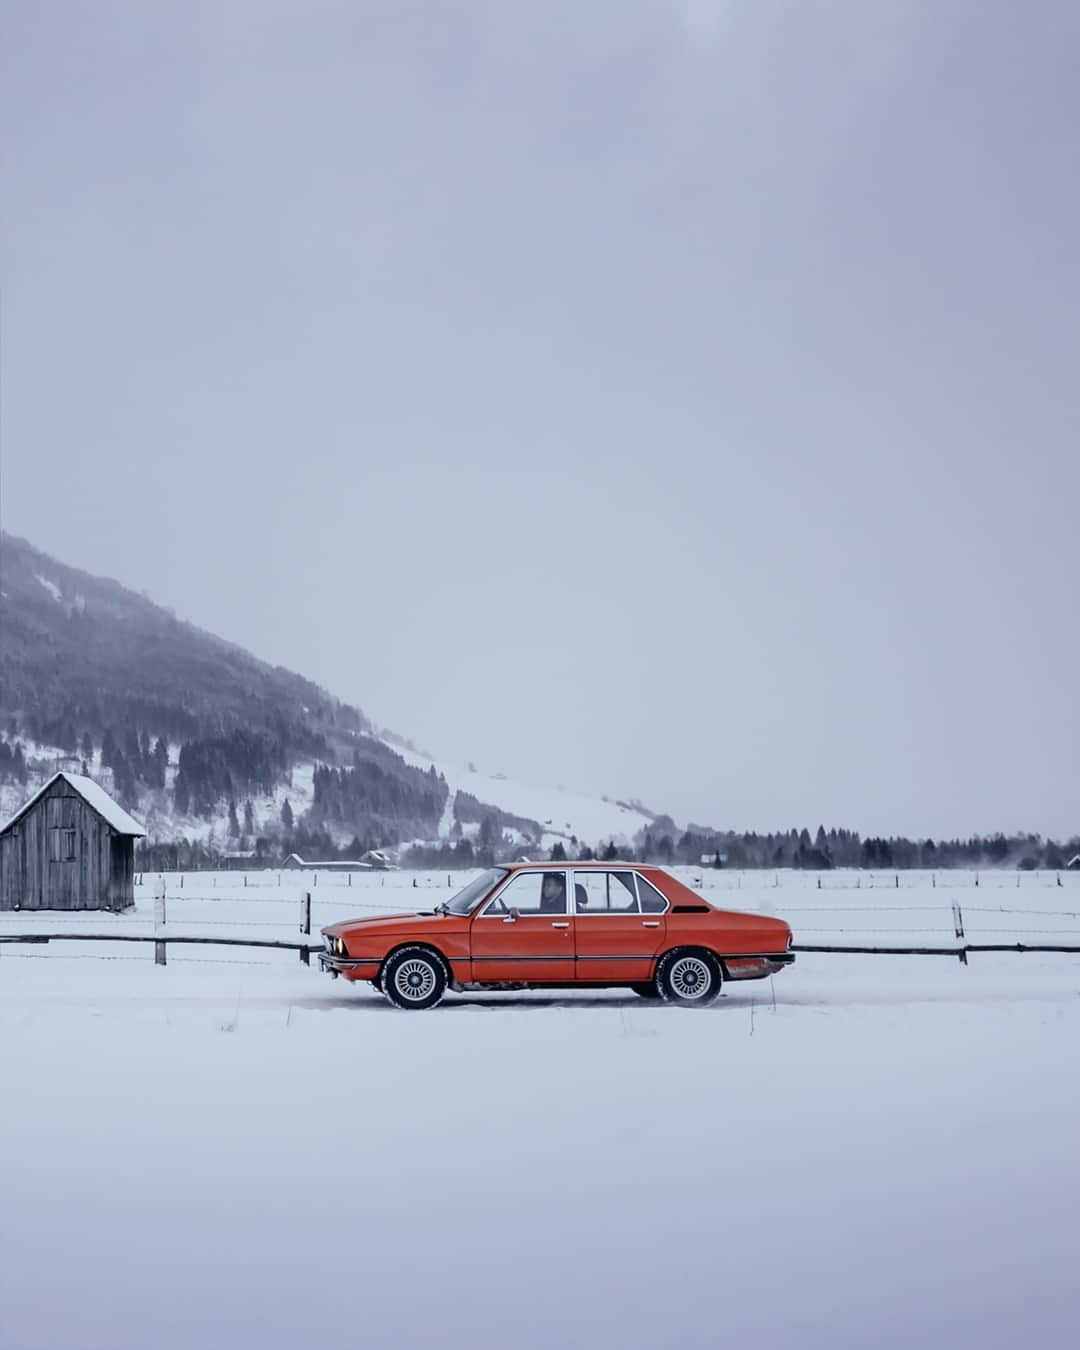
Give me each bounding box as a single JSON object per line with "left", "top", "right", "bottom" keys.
{"left": 0, "top": 532, "right": 663, "bottom": 856}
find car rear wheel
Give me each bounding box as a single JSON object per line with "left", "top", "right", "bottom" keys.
{"left": 655, "top": 949, "right": 722, "bottom": 1006}
{"left": 382, "top": 947, "right": 447, "bottom": 1011}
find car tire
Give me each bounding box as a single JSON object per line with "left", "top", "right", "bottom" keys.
{"left": 382, "top": 946, "right": 448, "bottom": 1011}
{"left": 655, "top": 949, "right": 723, "bottom": 1006}
{"left": 630, "top": 983, "right": 660, "bottom": 999}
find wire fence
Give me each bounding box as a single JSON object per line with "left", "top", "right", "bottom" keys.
{"left": 5, "top": 867, "right": 1080, "bottom": 969}
{"left": 130, "top": 867, "right": 1080, "bottom": 894}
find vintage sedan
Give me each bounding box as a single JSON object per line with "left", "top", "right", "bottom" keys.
{"left": 320, "top": 862, "right": 794, "bottom": 1010}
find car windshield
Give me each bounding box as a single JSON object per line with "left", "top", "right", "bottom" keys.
{"left": 444, "top": 867, "right": 509, "bottom": 915}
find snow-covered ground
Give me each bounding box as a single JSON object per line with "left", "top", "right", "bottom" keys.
{"left": 2, "top": 869, "right": 1079, "bottom": 1350}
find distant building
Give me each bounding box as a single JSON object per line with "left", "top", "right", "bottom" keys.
{"left": 283, "top": 853, "right": 373, "bottom": 872}
{"left": 360, "top": 849, "right": 396, "bottom": 871}
{"left": 0, "top": 772, "right": 144, "bottom": 911}
{"left": 220, "top": 850, "right": 258, "bottom": 871}
{"left": 1067, "top": 855, "right": 1080, "bottom": 871}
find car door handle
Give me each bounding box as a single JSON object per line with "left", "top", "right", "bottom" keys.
{"left": 551, "top": 921, "right": 570, "bottom": 929}
{"left": 642, "top": 921, "right": 660, "bottom": 928}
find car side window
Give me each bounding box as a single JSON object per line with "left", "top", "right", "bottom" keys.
{"left": 636, "top": 874, "right": 668, "bottom": 914}
{"left": 482, "top": 872, "right": 568, "bottom": 917}
{"left": 573, "top": 871, "right": 639, "bottom": 914}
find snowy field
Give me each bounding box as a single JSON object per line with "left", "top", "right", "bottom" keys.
{"left": 3, "top": 869, "right": 1080, "bottom": 1350}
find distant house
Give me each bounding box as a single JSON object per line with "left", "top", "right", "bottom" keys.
{"left": 1067, "top": 855, "right": 1080, "bottom": 871}
{"left": 220, "top": 850, "right": 258, "bottom": 871}
{"left": 283, "top": 853, "right": 373, "bottom": 872}
{"left": 0, "top": 772, "right": 144, "bottom": 912}
{"left": 360, "top": 849, "right": 396, "bottom": 871}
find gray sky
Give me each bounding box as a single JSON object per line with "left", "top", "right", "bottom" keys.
{"left": 2, "top": 1, "right": 1078, "bottom": 839}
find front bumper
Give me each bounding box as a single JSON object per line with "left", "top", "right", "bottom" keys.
{"left": 318, "top": 951, "right": 382, "bottom": 979}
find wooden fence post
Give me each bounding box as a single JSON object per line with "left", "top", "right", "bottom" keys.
{"left": 952, "top": 903, "right": 967, "bottom": 965}
{"left": 299, "top": 891, "right": 311, "bottom": 966}
{"left": 154, "top": 877, "right": 167, "bottom": 967}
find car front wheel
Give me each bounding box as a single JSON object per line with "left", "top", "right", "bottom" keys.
{"left": 655, "top": 949, "right": 723, "bottom": 1006}
{"left": 382, "top": 947, "right": 448, "bottom": 1011}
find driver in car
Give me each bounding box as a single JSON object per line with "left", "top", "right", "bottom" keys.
{"left": 539, "top": 872, "right": 567, "bottom": 913}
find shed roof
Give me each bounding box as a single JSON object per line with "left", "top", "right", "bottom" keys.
{"left": 0, "top": 772, "right": 145, "bottom": 837}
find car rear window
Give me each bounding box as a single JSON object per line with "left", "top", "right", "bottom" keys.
{"left": 636, "top": 874, "right": 668, "bottom": 914}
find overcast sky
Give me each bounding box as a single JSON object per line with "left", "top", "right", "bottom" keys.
{"left": 2, "top": 1, "right": 1078, "bottom": 839}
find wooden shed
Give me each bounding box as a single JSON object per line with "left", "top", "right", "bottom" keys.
{"left": 0, "top": 772, "right": 145, "bottom": 912}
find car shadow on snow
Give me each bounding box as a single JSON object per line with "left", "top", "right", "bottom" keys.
{"left": 283, "top": 989, "right": 811, "bottom": 1014}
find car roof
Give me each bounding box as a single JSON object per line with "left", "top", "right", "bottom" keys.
{"left": 504, "top": 860, "right": 654, "bottom": 871}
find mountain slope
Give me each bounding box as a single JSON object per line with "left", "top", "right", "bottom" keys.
{"left": 0, "top": 531, "right": 365, "bottom": 752}
{"left": 0, "top": 533, "right": 653, "bottom": 856}
{"left": 0, "top": 532, "right": 447, "bottom": 845}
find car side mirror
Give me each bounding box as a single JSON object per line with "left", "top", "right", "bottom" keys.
{"left": 503, "top": 907, "right": 520, "bottom": 924}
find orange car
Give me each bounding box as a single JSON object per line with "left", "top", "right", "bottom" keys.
{"left": 320, "top": 862, "right": 793, "bottom": 1009}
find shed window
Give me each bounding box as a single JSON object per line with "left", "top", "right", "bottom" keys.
{"left": 49, "top": 828, "right": 77, "bottom": 862}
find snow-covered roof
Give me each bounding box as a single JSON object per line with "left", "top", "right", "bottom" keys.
{"left": 283, "top": 853, "right": 373, "bottom": 870}
{"left": 0, "top": 772, "right": 145, "bottom": 837}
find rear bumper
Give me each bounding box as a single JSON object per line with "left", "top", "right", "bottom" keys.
{"left": 722, "top": 953, "right": 795, "bottom": 981}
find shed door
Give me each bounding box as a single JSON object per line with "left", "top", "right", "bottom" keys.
{"left": 110, "top": 836, "right": 131, "bottom": 908}
{"left": 46, "top": 797, "right": 80, "bottom": 908}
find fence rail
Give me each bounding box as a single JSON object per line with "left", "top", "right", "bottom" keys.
{"left": 0, "top": 933, "right": 321, "bottom": 951}
{"left": 0, "top": 932, "right": 322, "bottom": 963}
{"left": 3, "top": 933, "right": 1080, "bottom": 968}
{"left": 793, "top": 942, "right": 1080, "bottom": 963}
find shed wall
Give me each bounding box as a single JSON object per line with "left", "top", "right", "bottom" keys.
{"left": 0, "top": 780, "right": 132, "bottom": 911}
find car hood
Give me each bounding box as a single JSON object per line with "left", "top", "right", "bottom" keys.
{"left": 322, "top": 912, "right": 466, "bottom": 939}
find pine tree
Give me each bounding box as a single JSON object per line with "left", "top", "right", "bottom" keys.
{"left": 243, "top": 800, "right": 256, "bottom": 837}
{"left": 101, "top": 729, "right": 118, "bottom": 769}
{"left": 152, "top": 738, "right": 169, "bottom": 789}
{"left": 281, "top": 798, "right": 294, "bottom": 831}
{"left": 228, "top": 800, "right": 240, "bottom": 839}
{"left": 549, "top": 841, "right": 567, "bottom": 862}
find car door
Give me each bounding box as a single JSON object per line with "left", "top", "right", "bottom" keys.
{"left": 571, "top": 869, "right": 667, "bottom": 982}
{"left": 469, "top": 870, "right": 575, "bottom": 982}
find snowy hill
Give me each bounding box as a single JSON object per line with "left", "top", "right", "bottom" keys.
{"left": 0, "top": 533, "right": 667, "bottom": 855}
{"left": 386, "top": 742, "right": 654, "bottom": 850}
